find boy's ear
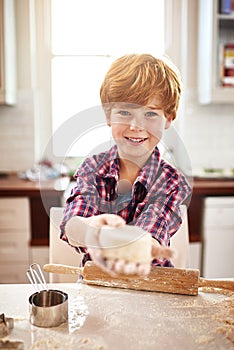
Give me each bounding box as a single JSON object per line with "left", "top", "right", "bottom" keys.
{"left": 165, "top": 117, "right": 173, "bottom": 129}
{"left": 102, "top": 104, "right": 111, "bottom": 126}
{"left": 106, "top": 115, "right": 111, "bottom": 126}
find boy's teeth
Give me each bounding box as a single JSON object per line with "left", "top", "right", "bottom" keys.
{"left": 128, "top": 137, "right": 145, "bottom": 143}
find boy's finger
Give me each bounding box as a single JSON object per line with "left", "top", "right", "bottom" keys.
{"left": 104, "top": 214, "right": 126, "bottom": 227}
{"left": 152, "top": 245, "right": 175, "bottom": 259}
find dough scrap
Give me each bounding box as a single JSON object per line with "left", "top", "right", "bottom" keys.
{"left": 99, "top": 225, "right": 152, "bottom": 264}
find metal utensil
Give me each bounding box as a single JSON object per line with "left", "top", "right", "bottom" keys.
{"left": 26, "top": 263, "right": 68, "bottom": 327}
{"left": 26, "top": 263, "right": 48, "bottom": 292}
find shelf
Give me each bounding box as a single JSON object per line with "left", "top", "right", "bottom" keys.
{"left": 198, "top": 0, "right": 234, "bottom": 104}
{"left": 218, "top": 13, "right": 234, "bottom": 20}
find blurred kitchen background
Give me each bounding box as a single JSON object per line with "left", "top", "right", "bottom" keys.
{"left": 0, "top": 0, "right": 234, "bottom": 283}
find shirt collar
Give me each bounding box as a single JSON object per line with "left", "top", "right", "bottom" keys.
{"left": 135, "top": 147, "right": 161, "bottom": 191}
{"left": 96, "top": 145, "right": 119, "bottom": 179}
{"left": 96, "top": 145, "right": 161, "bottom": 190}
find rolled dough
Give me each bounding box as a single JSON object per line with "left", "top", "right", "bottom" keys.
{"left": 99, "top": 225, "right": 152, "bottom": 264}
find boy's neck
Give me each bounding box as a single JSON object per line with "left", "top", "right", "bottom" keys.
{"left": 118, "top": 148, "right": 153, "bottom": 184}
{"left": 119, "top": 158, "right": 141, "bottom": 185}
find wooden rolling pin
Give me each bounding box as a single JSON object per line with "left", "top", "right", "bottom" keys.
{"left": 43, "top": 262, "right": 234, "bottom": 296}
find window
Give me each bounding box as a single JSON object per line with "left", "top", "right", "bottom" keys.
{"left": 51, "top": 0, "right": 165, "bottom": 157}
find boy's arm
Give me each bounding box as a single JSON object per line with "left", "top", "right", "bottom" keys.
{"left": 65, "top": 213, "right": 125, "bottom": 247}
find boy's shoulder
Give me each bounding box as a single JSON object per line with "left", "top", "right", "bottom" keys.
{"left": 74, "top": 145, "right": 118, "bottom": 178}
{"left": 160, "top": 158, "right": 179, "bottom": 176}
{"left": 159, "top": 158, "right": 191, "bottom": 189}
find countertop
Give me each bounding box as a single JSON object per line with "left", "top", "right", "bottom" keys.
{"left": 1, "top": 174, "right": 234, "bottom": 194}
{"left": 192, "top": 177, "right": 234, "bottom": 195}
{"left": 0, "top": 174, "right": 70, "bottom": 195}
{"left": 0, "top": 283, "right": 233, "bottom": 350}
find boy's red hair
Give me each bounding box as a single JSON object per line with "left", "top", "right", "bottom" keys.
{"left": 100, "top": 54, "right": 181, "bottom": 120}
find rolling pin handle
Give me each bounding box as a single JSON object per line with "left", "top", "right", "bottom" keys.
{"left": 43, "top": 263, "right": 84, "bottom": 276}
{"left": 198, "top": 277, "right": 234, "bottom": 291}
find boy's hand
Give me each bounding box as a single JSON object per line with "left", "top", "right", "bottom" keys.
{"left": 85, "top": 214, "right": 126, "bottom": 273}
{"left": 88, "top": 225, "right": 174, "bottom": 277}
{"left": 91, "top": 239, "right": 174, "bottom": 277}
{"left": 88, "top": 213, "right": 126, "bottom": 229}
{"left": 151, "top": 238, "right": 175, "bottom": 261}
{"left": 67, "top": 216, "right": 175, "bottom": 277}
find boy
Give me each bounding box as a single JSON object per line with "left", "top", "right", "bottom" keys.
{"left": 60, "top": 54, "right": 191, "bottom": 276}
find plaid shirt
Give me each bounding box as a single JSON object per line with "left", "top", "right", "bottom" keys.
{"left": 60, "top": 145, "right": 191, "bottom": 267}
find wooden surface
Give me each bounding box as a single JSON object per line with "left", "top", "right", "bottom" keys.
{"left": 0, "top": 174, "right": 69, "bottom": 194}
{"left": 44, "top": 262, "right": 234, "bottom": 295}
{"left": 188, "top": 178, "right": 234, "bottom": 242}
{"left": 0, "top": 283, "right": 233, "bottom": 350}
{"left": 44, "top": 262, "right": 200, "bottom": 295}
{"left": 192, "top": 178, "right": 234, "bottom": 195}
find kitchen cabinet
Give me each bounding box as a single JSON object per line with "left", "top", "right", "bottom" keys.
{"left": 198, "top": 0, "right": 234, "bottom": 104}
{"left": 0, "top": 174, "right": 67, "bottom": 246}
{"left": 188, "top": 178, "right": 234, "bottom": 275}
{"left": 202, "top": 196, "right": 234, "bottom": 278}
{"left": 188, "top": 178, "right": 234, "bottom": 242}
{"left": 0, "top": 197, "right": 30, "bottom": 283}
{"left": 0, "top": 0, "right": 17, "bottom": 105}
{"left": 0, "top": 174, "right": 67, "bottom": 283}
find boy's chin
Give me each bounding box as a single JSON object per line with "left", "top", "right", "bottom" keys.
{"left": 118, "top": 145, "right": 154, "bottom": 163}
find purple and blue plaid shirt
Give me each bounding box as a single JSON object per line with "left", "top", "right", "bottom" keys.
{"left": 60, "top": 145, "right": 191, "bottom": 267}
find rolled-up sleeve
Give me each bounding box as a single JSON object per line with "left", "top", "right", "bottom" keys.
{"left": 60, "top": 176, "right": 100, "bottom": 244}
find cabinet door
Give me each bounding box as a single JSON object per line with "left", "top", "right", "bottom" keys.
{"left": 0, "top": 262, "right": 30, "bottom": 283}
{"left": 0, "top": 232, "right": 30, "bottom": 262}
{"left": 203, "top": 228, "right": 234, "bottom": 278}
{"left": 0, "top": 197, "right": 30, "bottom": 230}
{"left": 202, "top": 196, "right": 234, "bottom": 278}
{"left": 0, "top": 197, "right": 30, "bottom": 282}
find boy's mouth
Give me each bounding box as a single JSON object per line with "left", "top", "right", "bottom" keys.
{"left": 125, "top": 136, "right": 148, "bottom": 144}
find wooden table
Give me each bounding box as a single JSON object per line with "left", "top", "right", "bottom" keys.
{"left": 0, "top": 283, "right": 233, "bottom": 350}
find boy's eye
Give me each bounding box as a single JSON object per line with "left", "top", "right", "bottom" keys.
{"left": 145, "top": 111, "right": 158, "bottom": 117}
{"left": 118, "top": 110, "right": 131, "bottom": 116}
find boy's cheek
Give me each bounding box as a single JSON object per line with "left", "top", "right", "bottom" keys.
{"left": 149, "top": 125, "right": 164, "bottom": 139}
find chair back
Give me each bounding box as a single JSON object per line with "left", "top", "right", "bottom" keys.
{"left": 170, "top": 205, "right": 189, "bottom": 268}
{"left": 49, "top": 207, "right": 82, "bottom": 282}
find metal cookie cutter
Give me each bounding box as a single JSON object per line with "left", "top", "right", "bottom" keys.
{"left": 0, "top": 313, "right": 14, "bottom": 338}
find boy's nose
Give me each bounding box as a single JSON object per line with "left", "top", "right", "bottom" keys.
{"left": 129, "top": 116, "right": 145, "bottom": 131}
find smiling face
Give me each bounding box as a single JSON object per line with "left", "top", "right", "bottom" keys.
{"left": 107, "top": 98, "right": 172, "bottom": 165}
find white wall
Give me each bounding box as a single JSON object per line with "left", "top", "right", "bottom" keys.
{"left": 182, "top": 1, "right": 234, "bottom": 171}
{"left": 184, "top": 102, "right": 234, "bottom": 170}
{"left": 0, "top": 0, "right": 51, "bottom": 172}
{"left": 0, "top": 0, "right": 35, "bottom": 172}
{"left": 0, "top": 0, "right": 233, "bottom": 173}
